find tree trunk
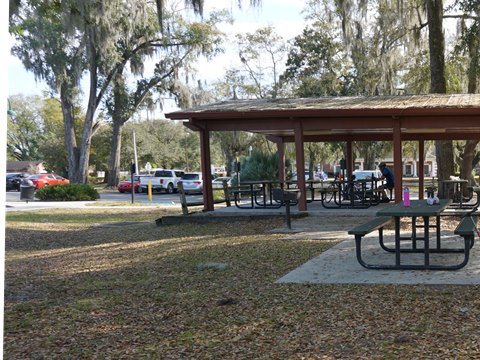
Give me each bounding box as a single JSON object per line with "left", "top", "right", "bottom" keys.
{"left": 467, "top": 24, "right": 480, "bottom": 94}
{"left": 107, "top": 68, "right": 133, "bottom": 187}
{"left": 107, "top": 120, "right": 124, "bottom": 187}
{"left": 460, "top": 140, "right": 479, "bottom": 187}
{"left": 76, "top": 29, "right": 100, "bottom": 184}
{"left": 225, "top": 152, "right": 234, "bottom": 177}
{"left": 60, "top": 83, "right": 80, "bottom": 182}
{"left": 435, "top": 141, "right": 454, "bottom": 197}
{"left": 460, "top": 22, "right": 480, "bottom": 190}
{"left": 363, "top": 142, "right": 376, "bottom": 169}
{"left": 426, "top": 0, "right": 453, "bottom": 196}
{"left": 426, "top": 0, "right": 446, "bottom": 94}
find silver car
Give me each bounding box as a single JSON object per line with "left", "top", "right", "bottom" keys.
{"left": 353, "top": 170, "right": 382, "bottom": 189}
{"left": 212, "top": 176, "right": 232, "bottom": 189}
{"left": 180, "top": 173, "right": 203, "bottom": 194}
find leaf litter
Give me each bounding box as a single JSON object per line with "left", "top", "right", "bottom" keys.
{"left": 4, "top": 208, "right": 480, "bottom": 359}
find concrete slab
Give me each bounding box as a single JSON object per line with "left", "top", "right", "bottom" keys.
{"left": 276, "top": 231, "right": 480, "bottom": 285}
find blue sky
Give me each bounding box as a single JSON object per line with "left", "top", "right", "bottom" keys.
{"left": 7, "top": 0, "right": 307, "bottom": 98}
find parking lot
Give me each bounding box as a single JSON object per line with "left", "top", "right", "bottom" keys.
{"left": 5, "top": 188, "right": 204, "bottom": 207}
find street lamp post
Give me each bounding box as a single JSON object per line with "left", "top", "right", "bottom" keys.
{"left": 132, "top": 130, "right": 139, "bottom": 176}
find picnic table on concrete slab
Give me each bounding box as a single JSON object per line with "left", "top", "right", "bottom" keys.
{"left": 319, "top": 178, "right": 383, "bottom": 209}
{"left": 236, "top": 180, "right": 284, "bottom": 209}
{"left": 367, "top": 199, "right": 474, "bottom": 270}
{"left": 285, "top": 179, "right": 326, "bottom": 202}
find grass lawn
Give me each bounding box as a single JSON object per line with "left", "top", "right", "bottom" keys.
{"left": 5, "top": 207, "right": 480, "bottom": 359}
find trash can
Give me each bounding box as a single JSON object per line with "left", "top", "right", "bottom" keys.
{"left": 273, "top": 188, "right": 301, "bottom": 229}
{"left": 20, "top": 179, "right": 35, "bottom": 203}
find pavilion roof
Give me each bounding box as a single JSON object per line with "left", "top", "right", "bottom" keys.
{"left": 165, "top": 94, "right": 480, "bottom": 142}
{"left": 169, "top": 94, "right": 480, "bottom": 113}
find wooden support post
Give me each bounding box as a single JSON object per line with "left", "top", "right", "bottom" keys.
{"left": 199, "top": 128, "right": 214, "bottom": 211}
{"left": 346, "top": 139, "right": 353, "bottom": 180}
{"left": 223, "top": 180, "right": 231, "bottom": 207}
{"left": 294, "top": 122, "right": 307, "bottom": 211}
{"left": 419, "top": 139, "right": 425, "bottom": 200}
{"left": 177, "top": 182, "right": 189, "bottom": 215}
{"left": 277, "top": 140, "right": 285, "bottom": 183}
{"left": 393, "top": 118, "right": 403, "bottom": 202}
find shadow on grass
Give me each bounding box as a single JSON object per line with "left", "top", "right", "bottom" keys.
{"left": 6, "top": 207, "right": 176, "bottom": 225}
{"left": 4, "top": 215, "right": 299, "bottom": 307}
{"left": 4, "top": 222, "right": 336, "bottom": 360}
{"left": 5, "top": 208, "right": 286, "bottom": 252}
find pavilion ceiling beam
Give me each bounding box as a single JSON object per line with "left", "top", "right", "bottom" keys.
{"left": 275, "top": 132, "right": 480, "bottom": 143}
{"left": 190, "top": 119, "right": 296, "bottom": 132}
{"left": 186, "top": 117, "right": 480, "bottom": 134}
{"left": 393, "top": 120, "right": 403, "bottom": 202}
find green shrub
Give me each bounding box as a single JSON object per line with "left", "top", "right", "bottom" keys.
{"left": 240, "top": 150, "right": 279, "bottom": 181}
{"left": 35, "top": 184, "right": 100, "bottom": 201}
{"left": 213, "top": 189, "right": 227, "bottom": 201}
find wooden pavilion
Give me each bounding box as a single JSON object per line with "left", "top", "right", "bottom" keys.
{"left": 165, "top": 94, "right": 480, "bottom": 211}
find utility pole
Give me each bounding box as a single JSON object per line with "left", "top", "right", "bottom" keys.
{"left": 132, "top": 130, "right": 139, "bottom": 176}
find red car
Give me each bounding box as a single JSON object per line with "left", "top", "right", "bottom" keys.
{"left": 117, "top": 176, "right": 141, "bottom": 193}
{"left": 28, "top": 173, "right": 70, "bottom": 189}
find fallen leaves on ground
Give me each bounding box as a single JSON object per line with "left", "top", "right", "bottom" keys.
{"left": 4, "top": 208, "right": 480, "bottom": 359}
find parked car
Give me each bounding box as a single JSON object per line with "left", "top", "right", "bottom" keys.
{"left": 180, "top": 172, "right": 203, "bottom": 194}
{"left": 6, "top": 172, "right": 31, "bottom": 191}
{"left": 117, "top": 175, "right": 142, "bottom": 193}
{"left": 353, "top": 170, "right": 382, "bottom": 180}
{"left": 291, "top": 171, "right": 321, "bottom": 182}
{"left": 27, "top": 173, "right": 70, "bottom": 189}
{"left": 353, "top": 170, "right": 382, "bottom": 189}
{"left": 139, "top": 169, "right": 184, "bottom": 193}
{"left": 212, "top": 176, "right": 232, "bottom": 189}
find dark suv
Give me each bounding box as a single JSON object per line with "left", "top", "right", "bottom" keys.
{"left": 6, "top": 172, "right": 31, "bottom": 191}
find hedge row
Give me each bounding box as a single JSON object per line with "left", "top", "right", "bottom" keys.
{"left": 35, "top": 184, "right": 100, "bottom": 201}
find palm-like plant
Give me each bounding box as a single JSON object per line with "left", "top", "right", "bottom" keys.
{"left": 240, "top": 150, "right": 279, "bottom": 182}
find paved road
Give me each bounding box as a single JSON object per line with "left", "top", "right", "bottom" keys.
{"left": 5, "top": 189, "right": 203, "bottom": 211}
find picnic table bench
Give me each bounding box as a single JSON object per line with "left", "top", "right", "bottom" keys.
{"left": 318, "top": 187, "right": 339, "bottom": 204}
{"left": 348, "top": 216, "right": 393, "bottom": 269}
{"left": 233, "top": 181, "right": 285, "bottom": 209}
{"left": 232, "top": 186, "right": 261, "bottom": 209}
{"left": 466, "top": 186, "right": 480, "bottom": 208}
{"left": 454, "top": 215, "right": 477, "bottom": 249}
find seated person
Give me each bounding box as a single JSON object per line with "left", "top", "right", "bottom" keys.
{"left": 375, "top": 162, "right": 394, "bottom": 202}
